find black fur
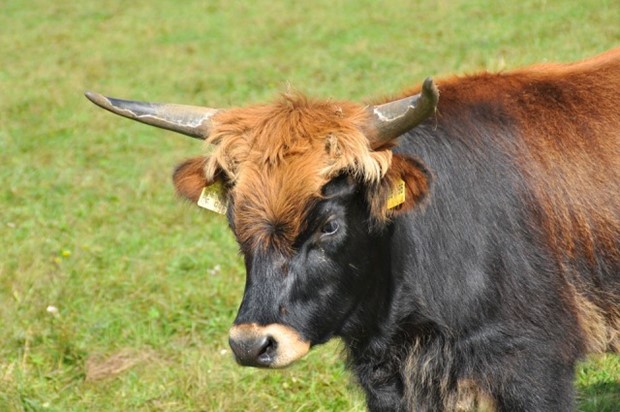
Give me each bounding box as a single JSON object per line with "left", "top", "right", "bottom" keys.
{"left": 229, "top": 98, "right": 615, "bottom": 411}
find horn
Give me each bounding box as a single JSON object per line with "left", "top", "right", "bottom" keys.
{"left": 368, "top": 77, "right": 439, "bottom": 148}
{"left": 84, "top": 91, "right": 220, "bottom": 140}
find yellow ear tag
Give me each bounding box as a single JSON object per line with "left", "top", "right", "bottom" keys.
{"left": 387, "top": 179, "right": 406, "bottom": 209}
{"left": 197, "top": 181, "right": 229, "bottom": 215}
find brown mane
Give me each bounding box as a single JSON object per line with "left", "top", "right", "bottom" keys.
{"left": 203, "top": 92, "right": 393, "bottom": 250}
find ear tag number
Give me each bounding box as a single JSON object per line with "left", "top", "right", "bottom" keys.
{"left": 197, "top": 181, "right": 228, "bottom": 215}
{"left": 387, "top": 179, "right": 406, "bottom": 209}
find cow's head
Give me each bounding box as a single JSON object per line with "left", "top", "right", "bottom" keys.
{"left": 85, "top": 79, "right": 438, "bottom": 368}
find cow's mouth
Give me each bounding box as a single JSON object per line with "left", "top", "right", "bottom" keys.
{"left": 229, "top": 323, "right": 311, "bottom": 368}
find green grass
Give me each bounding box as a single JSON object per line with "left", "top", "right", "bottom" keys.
{"left": 1, "top": 0, "right": 618, "bottom": 410}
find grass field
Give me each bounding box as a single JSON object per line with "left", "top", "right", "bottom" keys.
{"left": 1, "top": 0, "right": 619, "bottom": 410}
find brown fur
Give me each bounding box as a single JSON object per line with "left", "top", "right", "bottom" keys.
{"left": 513, "top": 51, "right": 620, "bottom": 268}
{"left": 454, "top": 379, "right": 496, "bottom": 412}
{"left": 571, "top": 284, "right": 620, "bottom": 353}
{"left": 176, "top": 93, "right": 425, "bottom": 251}
{"left": 403, "top": 337, "right": 497, "bottom": 411}
{"left": 368, "top": 154, "right": 432, "bottom": 221}
{"left": 400, "top": 49, "right": 620, "bottom": 269}
{"left": 515, "top": 51, "right": 620, "bottom": 352}
{"left": 173, "top": 156, "right": 210, "bottom": 202}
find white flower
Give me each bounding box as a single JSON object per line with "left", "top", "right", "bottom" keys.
{"left": 46, "top": 305, "right": 59, "bottom": 316}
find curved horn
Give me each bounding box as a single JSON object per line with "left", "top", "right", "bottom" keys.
{"left": 368, "top": 77, "right": 439, "bottom": 148}
{"left": 84, "top": 91, "right": 220, "bottom": 140}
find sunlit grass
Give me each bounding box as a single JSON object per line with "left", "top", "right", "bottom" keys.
{"left": 1, "top": 0, "right": 618, "bottom": 410}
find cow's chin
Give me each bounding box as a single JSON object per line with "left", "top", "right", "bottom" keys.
{"left": 229, "top": 323, "right": 311, "bottom": 369}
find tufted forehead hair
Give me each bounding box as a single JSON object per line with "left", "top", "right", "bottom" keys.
{"left": 202, "top": 92, "right": 393, "bottom": 251}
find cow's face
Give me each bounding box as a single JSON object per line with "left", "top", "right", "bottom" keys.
{"left": 229, "top": 175, "right": 376, "bottom": 367}
{"left": 173, "top": 94, "right": 431, "bottom": 368}
{"left": 84, "top": 79, "right": 437, "bottom": 368}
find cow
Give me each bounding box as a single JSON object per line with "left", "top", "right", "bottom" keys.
{"left": 85, "top": 48, "right": 620, "bottom": 411}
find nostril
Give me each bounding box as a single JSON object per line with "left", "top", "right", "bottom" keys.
{"left": 229, "top": 332, "right": 279, "bottom": 367}
{"left": 257, "top": 335, "right": 277, "bottom": 364}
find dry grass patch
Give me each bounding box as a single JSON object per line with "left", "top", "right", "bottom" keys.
{"left": 85, "top": 348, "right": 156, "bottom": 382}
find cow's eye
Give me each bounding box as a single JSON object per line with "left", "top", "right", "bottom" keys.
{"left": 321, "top": 220, "right": 339, "bottom": 235}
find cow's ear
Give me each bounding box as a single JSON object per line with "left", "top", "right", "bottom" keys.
{"left": 172, "top": 156, "right": 210, "bottom": 202}
{"left": 367, "top": 154, "right": 431, "bottom": 220}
